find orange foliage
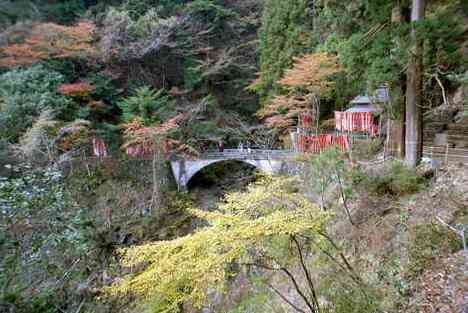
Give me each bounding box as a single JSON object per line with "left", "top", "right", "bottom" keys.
{"left": 0, "top": 21, "right": 96, "bottom": 67}
{"left": 278, "top": 52, "right": 341, "bottom": 93}
{"left": 121, "top": 115, "right": 197, "bottom": 157}
{"left": 258, "top": 53, "right": 341, "bottom": 132}
{"left": 51, "top": 119, "right": 93, "bottom": 152}
{"left": 58, "top": 122, "right": 92, "bottom": 152}
{"left": 58, "top": 82, "right": 94, "bottom": 97}
{"left": 60, "top": 131, "right": 82, "bottom": 151}
{"left": 258, "top": 95, "right": 313, "bottom": 129}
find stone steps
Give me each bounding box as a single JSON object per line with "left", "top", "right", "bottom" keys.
{"left": 420, "top": 104, "right": 468, "bottom": 150}
{"left": 423, "top": 110, "right": 468, "bottom": 148}
{"left": 447, "top": 124, "right": 468, "bottom": 133}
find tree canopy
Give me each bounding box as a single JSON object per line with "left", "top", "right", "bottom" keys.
{"left": 107, "top": 177, "right": 329, "bottom": 312}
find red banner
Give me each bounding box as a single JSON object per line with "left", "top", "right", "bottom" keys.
{"left": 298, "top": 134, "right": 349, "bottom": 153}
{"left": 92, "top": 138, "right": 108, "bottom": 157}
{"left": 335, "top": 111, "right": 378, "bottom": 136}
{"left": 301, "top": 113, "right": 314, "bottom": 127}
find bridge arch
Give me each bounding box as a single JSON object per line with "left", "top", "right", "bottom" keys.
{"left": 170, "top": 149, "right": 295, "bottom": 192}
{"left": 171, "top": 158, "right": 283, "bottom": 192}
{"left": 185, "top": 159, "right": 267, "bottom": 188}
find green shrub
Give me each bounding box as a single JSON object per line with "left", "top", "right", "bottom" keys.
{"left": 184, "top": 0, "right": 236, "bottom": 26}
{"left": 29, "top": 289, "right": 60, "bottom": 313}
{"left": 352, "top": 161, "right": 424, "bottom": 196}
{"left": 0, "top": 65, "right": 71, "bottom": 141}
{"left": 351, "top": 138, "right": 383, "bottom": 159}
{"left": 183, "top": 56, "right": 204, "bottom": 90}
{"left": 2, "top": 288, "right": 60, "bottom": 313}
{"left": 228, "top": 290, "right": 272, "bottom": 313}
{"left": 321, "top": 287, "right": 381, "bottom": 313}
{"left": 117, "top": 86, "right": 174, "bottom": 124}
{"left": 302, "top": 147, "right": 348, "bottom": 210}
{"left": 45, "top": 0, "right": 86, "bottom": 25}
{"left": 0, "top": 140, "right": 14, "bottom": 176}
{"left": 318, "top": 266, "right": 382, "bottom": 313}
{"left": 188, "top": 121, "right": 222, "bottom": 143}
{"left": 86, "top": 73, "right": 122, "bottom": 105}
{"left": 123, "top": 0, "right": 190, "bottom": 19}
{"left": 0, "top": 1, "right": 42, "bottom": 29}
{"left": 387, "top": 161, "right": 424, "bottom": 195}
{"left": 407, "top": 223, "right": 462, "bottom": 279}
{"left": 0, "top": 165, "right": 94, "bottom": 312}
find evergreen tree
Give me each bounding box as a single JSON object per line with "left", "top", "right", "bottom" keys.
{"left": 405, "top": 0, "right": 425, "bottom": 167}
{"left": 117, "top": 86, "right": 173, "bottom": 125}
{"left": 255, "top": 0, "right": 314, "bottom": 100}
{"left": 0, "top": 65, "right": 70, "bottom": 141}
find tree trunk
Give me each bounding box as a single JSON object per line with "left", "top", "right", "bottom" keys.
{"left": 391, "top": 3, "right": 410, "bottom": 158}
{"left": 405, "top": 0, "right": 425, "bottom": 167}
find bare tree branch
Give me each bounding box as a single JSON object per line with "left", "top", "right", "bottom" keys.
{"left": 334, "top": 168, "right": 356, "bottom": 226}
{"left": 280, "top": 267, "right": 316, "bottom": 313}
{"left": 291, "top": 235, "right": 320, "bottom": 312}
{"left": 266, "top": 282, "right": 307, "bottom": 313}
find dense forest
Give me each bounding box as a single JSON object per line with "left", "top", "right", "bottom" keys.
{"left": 0, "top": 1, "right": 467, "bottom": 313}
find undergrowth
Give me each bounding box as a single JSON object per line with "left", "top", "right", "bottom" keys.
{"left": 407, "top": 222, "right": 463, "bottom": 279}
{"left": 351, "top": 161, "right": 426, "bottom": 196}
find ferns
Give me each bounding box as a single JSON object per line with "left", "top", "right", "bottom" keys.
{"left": 117, "top": 86, "right": 173, "bottom": 125}
{"left": 16, "top": 109, "right": 57, "bottom": 162}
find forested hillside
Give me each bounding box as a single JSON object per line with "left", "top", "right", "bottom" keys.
{"left": 0, "top": 1, "right": 467, "bottom": 313}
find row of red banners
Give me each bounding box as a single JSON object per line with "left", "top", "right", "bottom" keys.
{"left": 297, "top": 134, "right": 349, "bottom": 153}
{"left": 335, "top": 111, "right": 378, "bottom": 136}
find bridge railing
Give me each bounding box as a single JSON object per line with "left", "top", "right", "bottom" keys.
{"left": 200, "top": 149, "right": 296, "bottom": 160}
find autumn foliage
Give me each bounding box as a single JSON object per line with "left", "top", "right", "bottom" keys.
{"left": 121, "top": 115, "right": 197, "bottom": 157}
{"left": 258, "top": 53, "right": 341, "bottom": 131}
{"left": 258, "top": 95, "right": 315, "bottom": 129}
{"left": 58, "top": 82, "right": 94, "bottom": 97}
{"left": 0, "top": 21, "right": 96, "bottom": 68}
{"left": 278, "top": 53, "right": 341, "bottom": 93}
{"left": 107, "top": 177, "right": 329, "bottom": 312}
{"left": 57, "top": 119, "right": 92, "bottom": 152}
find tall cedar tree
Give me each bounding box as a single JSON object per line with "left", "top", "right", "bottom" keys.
{"left": 405, "top": 0, "right": 425, "bottom": 167}
{"left": 254, "top": 0, "right": 313, "bottom": 100}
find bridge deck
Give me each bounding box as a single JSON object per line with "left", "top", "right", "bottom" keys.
{"left": 199, "top": 149, "right": 296, "bottom": 160}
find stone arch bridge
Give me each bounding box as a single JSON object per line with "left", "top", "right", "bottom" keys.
{"left": 170, "top": 149, "right": 296, "bottom": 192}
